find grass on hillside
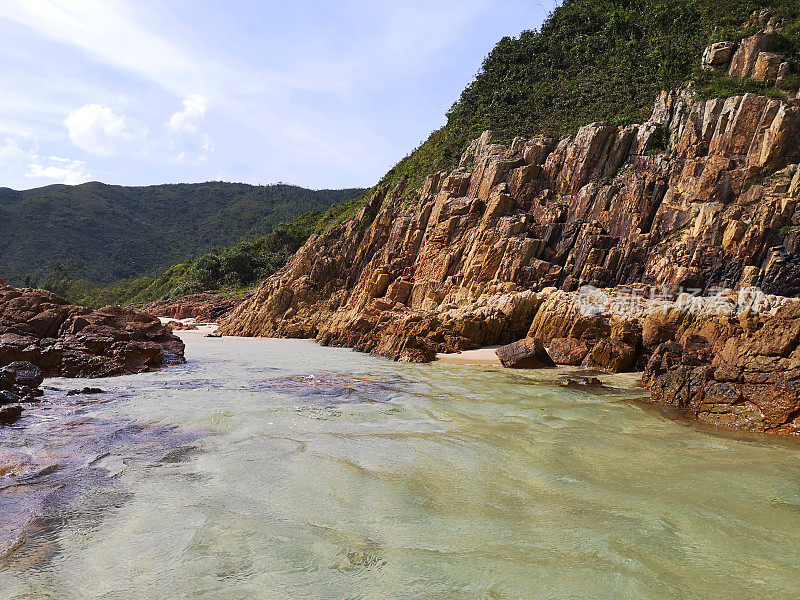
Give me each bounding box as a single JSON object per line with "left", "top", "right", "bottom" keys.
{"left": 330, "top": 0, "right": 800, "bottom": 213}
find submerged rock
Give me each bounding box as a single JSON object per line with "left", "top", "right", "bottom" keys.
{"left": 555, "top": 376, "right": 604, "bottom": 388}
{"left": 66, "top": 387, "right": 105, "bottom": 396}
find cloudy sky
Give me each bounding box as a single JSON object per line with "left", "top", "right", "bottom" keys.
{"left": 0, "top": 1, "right": 554, "bottom": 190}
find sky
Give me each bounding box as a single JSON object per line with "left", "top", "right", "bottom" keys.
{"left": 0, "top": 1, "right": 556, "bottom": 191}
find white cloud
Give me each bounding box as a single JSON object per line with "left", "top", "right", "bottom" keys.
{"left": 167, "top": 94, "right": 208, "bottom": 134}
{"left": 64, "top": 103, "right": 142, "bottom": 155}
{"left": 166, "top": 95, "right": 214, "bottom": 160}
{"left": 0, "top": 0, "right": 205, "bottom": 98}
{"left": 26, "top": 156, "right": 91, "bottom": 184}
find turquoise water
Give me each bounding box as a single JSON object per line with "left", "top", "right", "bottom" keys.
{"left": 1, "top": 334, "right": 799, "bottom": 599}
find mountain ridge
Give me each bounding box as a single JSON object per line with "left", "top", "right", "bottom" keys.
{"left": 0, "top": 181, "right": 364, "bottom": 287}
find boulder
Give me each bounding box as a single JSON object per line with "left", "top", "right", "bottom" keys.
{"left": 0, "top": 405, "right": 22, "bottom": 426}
{"left": 547, "top": 337, "right": 590, "bottom": 365}
{"left": 0, "top": 285, "right": 186, "bottom": 379}
{"left": 702, "top": 41, "right": 736, "bottom": 68}
{"left": 583, "top": 339, "right": 637, "bottom": 373}
{"left": 496, "top": 339, "right": 555, "bottom": 369}
{"left": 2, "top": 361, "right": 43, "bottom": 388}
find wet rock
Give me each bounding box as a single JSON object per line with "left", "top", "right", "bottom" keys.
{"left": 66, "top": 387, "right": 105, "bottom": 396}
{"left": 555, "top": 376, "right": 604, "bottom": 388}
{"left": 0, "top": 405, "right": 22, "bottom": 426}
{"left": 2, "top": 361, "right": 43, "bottom": 388}
{"left": 0, "top": 390, "right": 20, "bottom": 405}
{"left": 496, "top": 339, "right": 555, "bottom": 369}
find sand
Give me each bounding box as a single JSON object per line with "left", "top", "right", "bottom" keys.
{"left": 435, "top": 346, "right": 502, "bottom": 366}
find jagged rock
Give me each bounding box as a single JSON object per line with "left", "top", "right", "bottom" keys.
{"left": 0, "top": 284, "right": 185, "bottom": 378}
{"left": 496, "top": 339, "right": 555, "bottom": 369}
{"left": 218, "top": 37, "right": 800, "bottom": 435}
{"left": 137, "top": 292, "right": 252, "bottom": 323}
{"left": 728, "top": 31, "right": 777, "bottom": 80}
{"left": 702, "top": 41, "right": 736, "bottom": 69}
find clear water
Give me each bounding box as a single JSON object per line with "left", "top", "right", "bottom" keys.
{"left": 1, "top": 334, "right": 799, "bottom": 599}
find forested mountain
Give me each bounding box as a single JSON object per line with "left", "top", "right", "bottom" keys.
{"left": 0, "top": 181, "right": 363, "bottom": 286}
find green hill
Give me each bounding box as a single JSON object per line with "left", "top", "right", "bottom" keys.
{"left": 0, "top": 181, "right": 363, "bottom": 286}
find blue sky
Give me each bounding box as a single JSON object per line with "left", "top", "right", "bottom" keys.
{"left": 0, "top": 1, "right": 555, "bottom": 190}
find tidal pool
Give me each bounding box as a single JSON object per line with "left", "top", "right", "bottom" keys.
{"left": 1, "top": 334, "right": 799, "bottom": 599}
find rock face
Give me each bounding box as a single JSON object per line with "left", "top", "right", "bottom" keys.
{"left": 642, "top": 302, "right": 800, "bottom": 435}
{"left": 0, "top": 283, "right": 186, "bottom": 379}
{"left": 220, "top": 28, "right": 800, "bottom": 435}
{"left": 138, "top": 292, "right": 252, "bottom": 323}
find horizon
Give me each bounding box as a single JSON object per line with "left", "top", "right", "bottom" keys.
{"left": 0, "top": 178, "right": 369, "bottom": 193}
{"left": 0, "top": 1, "right": 555, "bottom": 192}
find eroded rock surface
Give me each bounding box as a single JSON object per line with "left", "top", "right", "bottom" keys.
{"left": 219, "top": 31, "right": 800, "bottom": 434}
{"left": 0, "top": 283, "right": 185, "bottom": 379}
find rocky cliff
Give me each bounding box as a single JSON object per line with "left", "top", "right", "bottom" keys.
{"left": 220, "top": 29, "right": 800, "bottom": 434}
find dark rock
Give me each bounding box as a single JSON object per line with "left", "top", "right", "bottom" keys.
{"left": 204, "top": 333, "right": 222, "bottom": 338}
{"left": 496, "top": 339, "right": 556, "bottom": 369}
{"left": 0, "top": 390, "right": 20, "bottom": 405}
{"left": 0, "top": 405, "right": 22, "bottom": 426}
{"left": 3, "top": 361, "right": 43, "bottom": 388}
{"left": 0, "top": 286, "right": 186, "bottom": 378}
{"left": 66, "top": 387, "right": 105, "bottom": 396}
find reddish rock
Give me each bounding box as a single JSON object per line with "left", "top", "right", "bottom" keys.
{"left": 496, "top": 339, "right": 555, "bottom": 369}
{"left": 0, "top": 284, "right": 185, "bottom": 379}
{"left": 584, "top": 339, "right": 637, "bottom": 373}
{"left": 138, "top": 292, "right": 252, "bottom": 323}
{"left": 547, "top": 337, "right": 590, "bottom": 365}
{"left": 217, "top": 34, "right": 800, "bottom": 435}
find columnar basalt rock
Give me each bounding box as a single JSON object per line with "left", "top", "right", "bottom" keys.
{"left": 220, "top": 38, "right": 800, "bottom": 434}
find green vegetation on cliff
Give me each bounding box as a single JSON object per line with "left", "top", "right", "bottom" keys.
{"left": 353, "top": 0, "right": 800, "bottom": 206}
{"left": 0, "top": 181, "right": 363, "bottom": 286}
{"left": 40, "top": 208, "right": 327, "bottom": 308}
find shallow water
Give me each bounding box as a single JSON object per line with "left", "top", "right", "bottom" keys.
{"left": 1, "top": 334, "right": 799, "bottom": 599}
